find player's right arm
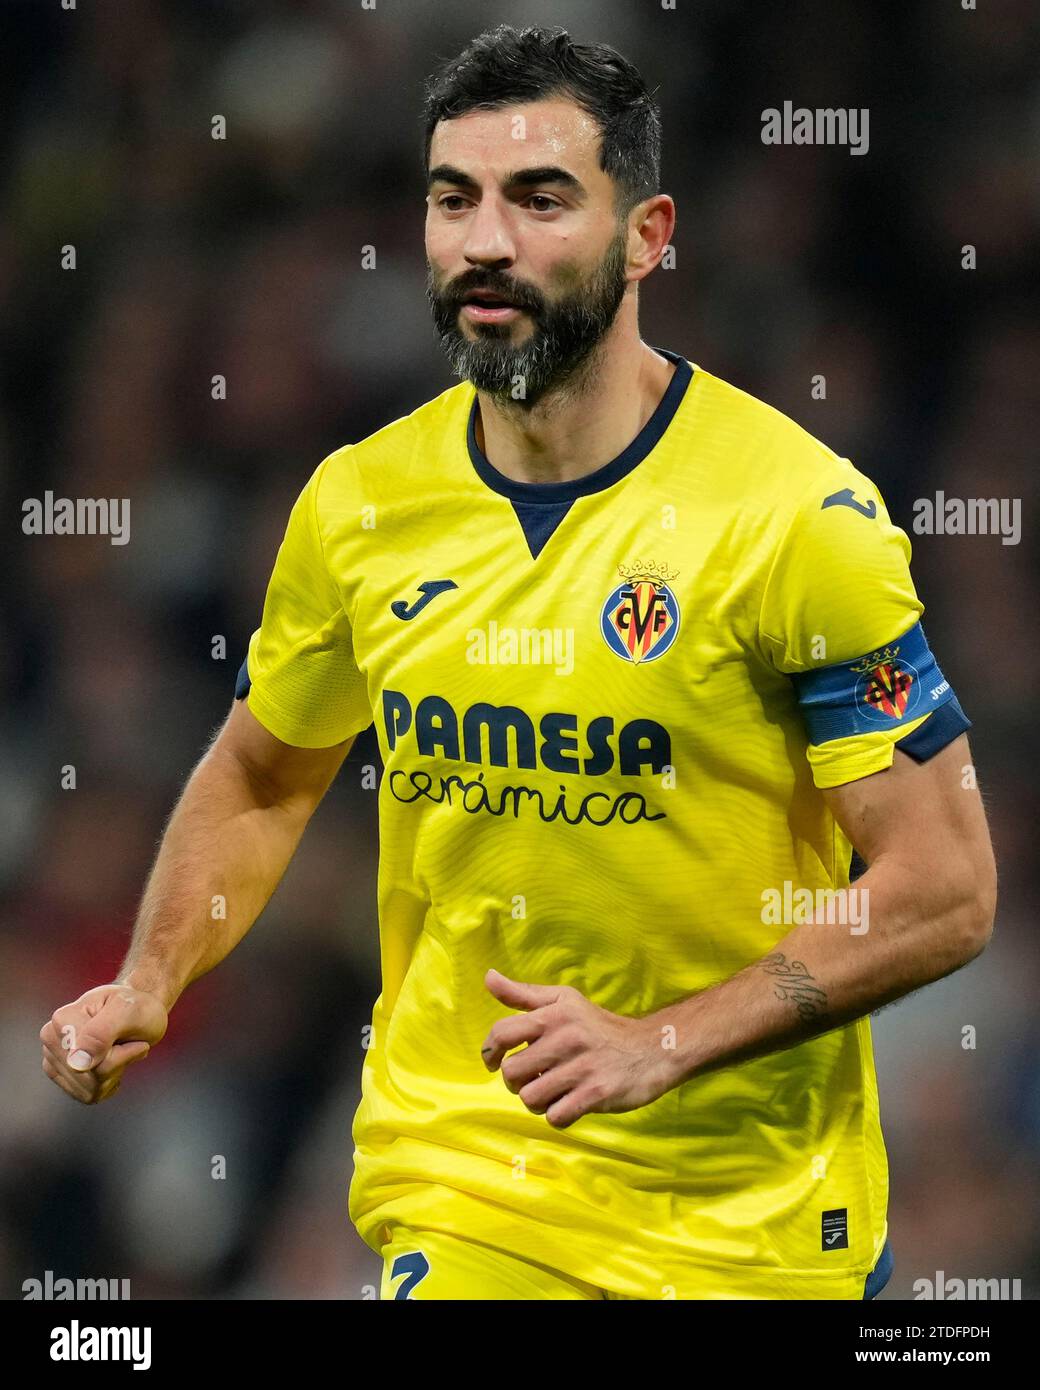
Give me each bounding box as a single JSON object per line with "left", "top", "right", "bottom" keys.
{"left": 41, "top": 453, "right": 369, "bottom": 1106}
{"left": 40, "top": 698, "right": 355, "bottom": 1105}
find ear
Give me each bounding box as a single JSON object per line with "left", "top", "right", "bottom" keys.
{"left": 627, "top": 193, "right": 676, "bottom": 282}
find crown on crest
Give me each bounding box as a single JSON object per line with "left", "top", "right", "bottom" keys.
{"left": 850, "top": 645, "right": 900, "bottom": 675}
{"left": 617, "top": 559, "right": 679, "bottom": 584}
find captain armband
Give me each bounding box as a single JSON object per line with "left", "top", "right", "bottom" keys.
{"left": 790, "top": 620, "right": 971, "bottom": 761}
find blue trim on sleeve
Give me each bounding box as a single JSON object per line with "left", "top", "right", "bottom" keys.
{"left": 791, "top": 621, "right": 959, "bottom": 744}
{"left": 863, "top": 1238, "right": 894, "bottom": 1300}
{"left": 895, "top": 694, "right": 972, "bottom": 761}
{"left": 234, "top": 656, "right": 251, "bottom": 700}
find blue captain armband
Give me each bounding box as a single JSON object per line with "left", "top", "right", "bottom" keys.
{"left": 235, "top": 656, "right": 251, "bottom": 699}
{"left": 790, "top": 621, "right": 972, "bottom": 759}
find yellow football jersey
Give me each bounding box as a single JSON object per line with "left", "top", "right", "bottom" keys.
{"left": 238, "top": 348, "right": 969, "bottom": 1299}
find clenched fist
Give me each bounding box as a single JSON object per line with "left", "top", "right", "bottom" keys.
{"left": 40, "top": 984, "right": 169, "bottom": 1105}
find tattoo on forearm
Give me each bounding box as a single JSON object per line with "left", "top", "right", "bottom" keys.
{"left": 758, "top": 953, "right": 829, "bottom": 1024}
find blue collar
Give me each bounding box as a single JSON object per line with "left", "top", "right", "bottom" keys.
{"left": 466, "top": 347, "right": 693, "bottom": 504}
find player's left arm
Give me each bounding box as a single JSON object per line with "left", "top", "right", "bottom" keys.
{"left": 482, "top": 734, "right": 996, "bottom": 1129}
{"left": 645, "top": 728, "right": 995, "bottom": 1081}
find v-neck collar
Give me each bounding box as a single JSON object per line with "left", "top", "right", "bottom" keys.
{"left": 466, "top": 347, "right": 693, "bottom": 505}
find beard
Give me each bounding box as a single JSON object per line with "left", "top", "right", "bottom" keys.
{"left": 426, "top": 227, "right": 629, "bottom": 408}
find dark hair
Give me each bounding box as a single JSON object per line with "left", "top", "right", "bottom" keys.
{"left": 422, "top": 25, "right": 661, "bottom": 214}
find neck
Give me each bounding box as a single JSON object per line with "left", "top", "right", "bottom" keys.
{"left": 472, "top": 312, "right": 676, "bottom": 486}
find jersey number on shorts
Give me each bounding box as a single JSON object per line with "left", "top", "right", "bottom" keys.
{"left": 389, "top": 1251, "right": 430, "bottom": 1299}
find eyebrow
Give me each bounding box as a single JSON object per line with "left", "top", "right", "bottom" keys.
{"left": 427, "top": 163, "right": 587, "bottom": 198}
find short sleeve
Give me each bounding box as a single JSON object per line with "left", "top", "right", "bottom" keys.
{"left": 759, "top": 463, "right": 970, "bottom": 788}
{"left": 237, "top": 458, "right": 371, "bottom": 748}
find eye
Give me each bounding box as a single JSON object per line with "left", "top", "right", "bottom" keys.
{"left": 438, "top": 194, "right": 470, "bottom": 212}
{"left": 525, "top": 194, "right": 560, "bottom": 212}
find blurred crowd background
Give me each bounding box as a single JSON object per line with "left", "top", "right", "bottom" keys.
{"left": 1, "top": 0, "right": 1038, "bottom": 1300}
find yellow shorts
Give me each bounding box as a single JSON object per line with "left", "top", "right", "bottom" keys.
{"left": 380, "top": 1224, "right": 620, "bottom": 1300}
{"left": 378, "top": 1223, "right": 894, "bottom": 1300}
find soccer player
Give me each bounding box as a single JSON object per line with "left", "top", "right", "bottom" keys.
{"left": 41, "top": 26, "right": 996, "bottom": 1300}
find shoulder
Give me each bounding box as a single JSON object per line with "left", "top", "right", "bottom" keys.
{"left": 312, "top": 379, "right": 474, "bottom": 512}
{"left": 689, "top": 364, "right": 878, "bottom": 505}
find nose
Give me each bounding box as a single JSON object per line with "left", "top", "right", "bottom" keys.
{"left": 462, "top": 193, "right": 516, "bottom": 270}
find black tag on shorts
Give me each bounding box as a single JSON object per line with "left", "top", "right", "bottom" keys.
{"left": 822, "top": 1208, "right": 849, "bottom": 1250}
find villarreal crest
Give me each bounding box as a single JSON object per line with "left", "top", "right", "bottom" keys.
{"left": 601, "top": 562, "right": 681, "bottom": 664}
{"left": 853, "top": 645, "right": 920, "bottom": 722}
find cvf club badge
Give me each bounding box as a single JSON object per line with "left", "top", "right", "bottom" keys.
{"left": 852, "top": 644, "right": 921, "bottom": 723}
{"left": 601, "top": 562, "right": 680, "bottom": 664}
